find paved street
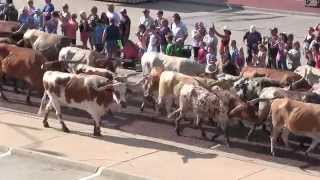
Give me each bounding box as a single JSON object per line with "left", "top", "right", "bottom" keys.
{"left": 0, "top": 0, "right": 320, "bottom": 179}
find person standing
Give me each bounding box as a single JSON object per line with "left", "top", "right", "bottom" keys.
{"left": 88, "top": 6, "right": 99, "bottom": 50}
{"left": 287, "top": 41, "right": 301, "bottom": 71}
{"left": 33, "top": 8, "right": 43, "bottom": 30}
{"left": 42, "top": 0, "right": 54, "bottom": 31}
{"left": 147, "top": 25, "right": 159, "bottom": 52}
{"left": 267, "top": 27, "right": 279, "bottom": 69}
{"left": 312, "top": 43, "right": 320, "bottom": 69}
{"left": 93, "top": 19, "right": 106, "bottom": 52}
{"left": 154, "top": 10, "right": 164, "bottom": 28}
{"left": 79, "top": 11, "right": 90, "bottom": 49}
{"left": 159, "top": 19, "right": 171, "bottom": 53}
{"left": 106, "top": 4, "right": 120, "bottom": 26}
{"left": 64, "top": 13, "right": 78, "bottom": 45}
{"left": 60, "top": 4, "right": 70, "bottom": 36}
{"left": 1, "top": 0, "right": 18, "bottom": 21}
{"left": 119, "top": 8, "right": 130, "bottom": 45}
{"left": 45, "top": 11, "right": 59, "bottom": 34}
{"left": 276, "top": 33, "right": 288, "bottom": 70}
{"left": 139, "top": 9, "right": 154, "bottom": 29}
{"left": 204, "top": 27, "right": 218, "bottom": 56}
{"left": 26, "top": 0, "right": 35, "bottom": 16}
{"left": 171, "top": 13, "right": 188, "bottom": 45}
{"left": 243, "top": 25, "right": 262, "bottom": 65}
{"left": 102, "top": 18, "right": 120, "bottom": 59}
{"left": 213, "top": 24, "right": 231, "bottom": 57}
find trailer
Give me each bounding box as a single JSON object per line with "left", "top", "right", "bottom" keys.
{"left": 305, "top": 0, "right": 320, "bottom": 7}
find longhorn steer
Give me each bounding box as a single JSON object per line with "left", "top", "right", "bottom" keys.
{"left": 270, "top": 98, "right": 320, "bottom": 157}
{"left": 38, "top": 71, "right": 127, "bottom": 136}
{"left": 0, "top": 43, "right": 49, "bottom": 103}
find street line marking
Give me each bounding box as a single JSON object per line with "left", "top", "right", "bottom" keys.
{"left": 0, "top": 148, "right": 12, "bottom": 158}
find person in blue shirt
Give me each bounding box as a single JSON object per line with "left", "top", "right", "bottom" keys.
{"left": 102, "top": 18, "right": 120, "bottom": 59}
{"left": 33, "top": 8, "right": 43, "bottom": 30}
{"left": 93, "top": 19, "right": 106, "bottom": 53}
{"left": 42, "top": 0, "right": 54, "bottom": 31}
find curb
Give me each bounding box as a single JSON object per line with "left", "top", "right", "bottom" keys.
{"left": 7, "top": 147, "right": 152, "bottom": 180}
{"left": 11, "top": 148, "right": 98, "bottom": 172}
{"left": 168, "top": 0, "right": 320, "bottom": 16}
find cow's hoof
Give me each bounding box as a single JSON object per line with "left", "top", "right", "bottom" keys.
{"left": 140, "top": 107, "right": 144, "bottom": 112}
{"left": 175, "top": 128, "right": 181, "bottom": 136}
{"left": 43, "top": 122, "right": 50, "bottom": 128}
{"left": 201, "top": 132, "right": 208, "bottom": 139}
{"left": 211, "top": 134, "right": 220, "bottom": 141}
{"left": 93, "top": 132, "right": 101, "bottom": 137}
{"left": 62, "top": 127, "right": 70, "bottom": 133}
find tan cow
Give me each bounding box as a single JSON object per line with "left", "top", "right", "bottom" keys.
{"left": 270, "top": 98, "right": 320, "bottom": 156}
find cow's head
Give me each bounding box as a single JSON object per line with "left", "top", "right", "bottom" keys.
{"left": 228, "top": 99, "right": 260, "bottom": 123}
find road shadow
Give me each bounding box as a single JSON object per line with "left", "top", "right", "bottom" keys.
{"left": 95, "top": 0, "right": 244, "bottom": 14}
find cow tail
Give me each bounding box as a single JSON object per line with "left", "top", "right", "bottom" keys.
{"left": 38, "top": 91, "right": 48, "bottom": 116}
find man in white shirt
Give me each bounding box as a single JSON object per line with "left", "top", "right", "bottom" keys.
{"left": 171, "top": 13, "right": 188, "bottom": 45}
{"left": 139, "top": 9, "right": 154, "bottom": 29}
{"left": 106, "top": 4, "right": 120, "bottom": 26}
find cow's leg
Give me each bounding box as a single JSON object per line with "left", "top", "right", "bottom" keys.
{"left": 92, "top": 114, "right": 102, "bottom": 136}
{"left": 50, "top": 98, "right": 69, "bottom": 133}
{"left": 246, "top": 125, "right": 256, "bottom": 141}
{"left": 140, "top": 100, "right": 145, "bottom": 112}
{"left": 26, "top": 89, "right": 32, "bottom": 105}
{"left": 175, "top": 112, "right": 183, "bottom": 136}
{"left": 270, "top": 127, "right": 281, "bottom": 157}
{"left": 199, "top": 119, "right": 207, "bottom": 139}
{"left": 42, "top": 102, "right": 53, "bottom": 128}
{"left": 305, "top": 139, "right": 319, "bottom": 157}
{"left": 166, "top": 96, "right": 173, "bottom": 116}
{"left": 281, "top": 128, "right": 290, "bottom": 148}
{"left": 0, "top": 84, "right": 8, "bottom": 101}
{"left": 222, "top": 124, "right": 231, "bottom": 147}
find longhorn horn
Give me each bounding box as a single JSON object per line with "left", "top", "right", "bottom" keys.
{"left": 248, "top": 97, "right": 278, "bottom": 105}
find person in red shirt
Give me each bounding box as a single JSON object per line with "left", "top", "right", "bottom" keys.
{"left": 312, "top": 43, "right": 320, "bottom": 69}
{"left": 64, "top": 13, "right": 78, "bottom": 45}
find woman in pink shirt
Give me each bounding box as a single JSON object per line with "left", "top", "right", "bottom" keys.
{"left": 65, "top": 13, "right": 79, "bottom": 45}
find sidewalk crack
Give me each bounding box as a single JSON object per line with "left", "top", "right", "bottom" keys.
{"left": 106, "top": 150, "right": 160, "bottom": 168}
{"left": 237, "top": 168, "right": 266, "bottom": 180}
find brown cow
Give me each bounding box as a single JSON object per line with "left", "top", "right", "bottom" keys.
{"left": 241, "top": 66, "right": 308, "bottom": 88}
{"left": 270, "top": 98, "right": 320, "bottom": 157}
{"left": 0, "top": 43, "right": 48, "bottom": 103}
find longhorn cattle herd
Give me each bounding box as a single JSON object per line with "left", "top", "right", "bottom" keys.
{"left": 1, "top": 26, "right": 320, "bottom": 160}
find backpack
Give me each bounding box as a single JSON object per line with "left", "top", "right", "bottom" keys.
{"left": 5, "top": 5, "right": 18, "bottom": 21}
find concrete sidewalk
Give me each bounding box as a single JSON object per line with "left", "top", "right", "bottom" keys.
{"left": 0, "top": 108, "right": 320, "bottom": 180}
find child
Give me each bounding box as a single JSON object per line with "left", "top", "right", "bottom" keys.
{"left": 154, "top": 10, "right": 164, "bottom": 28}
{"left": 165, "top": 33, "right": 175, "bottom": 56}
{"left": 256, "top": 43, "right": 267, "bottom": 67}
{"left": 60, "top": 4, "right": 70, "bottom": 35}
{"left": 79, "top": 11, "right": 90, "bottom": 49}
{"left": 230, "top": 40, "right": 245, "bottom": 69}
{"left": 64, "top": 13, "right": 78, "bottom": 45}
{"left": 197, "top": 42, "right": 207, "bottom": 64}
{"left": 45, "top": 11, "right": 59, "bottom": 34}
{"left": 136, "top": 24, "right": 148, "bottom": 55}
{"left": 192, "top": 22, "right": 201, "bottom": 60}
{"left": 276, "top": 33, "right": 288, "bottom": 70}
{"left": 159, "top": 19, "right": 171, "bottom": 53}
{"left": 205, "top": 46, "right": 218, "bottom": 75}
{"left": 32, "top": 8, "right": 43, "bottom": 30}
{"left": 147, "top": 25, "right": 158, "bottom": 52}
{"left": 287, "top": 41, "right": 301, "bottom": 71}
{"left": 18, "top": 7, "right": 31, "bottom": 28}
